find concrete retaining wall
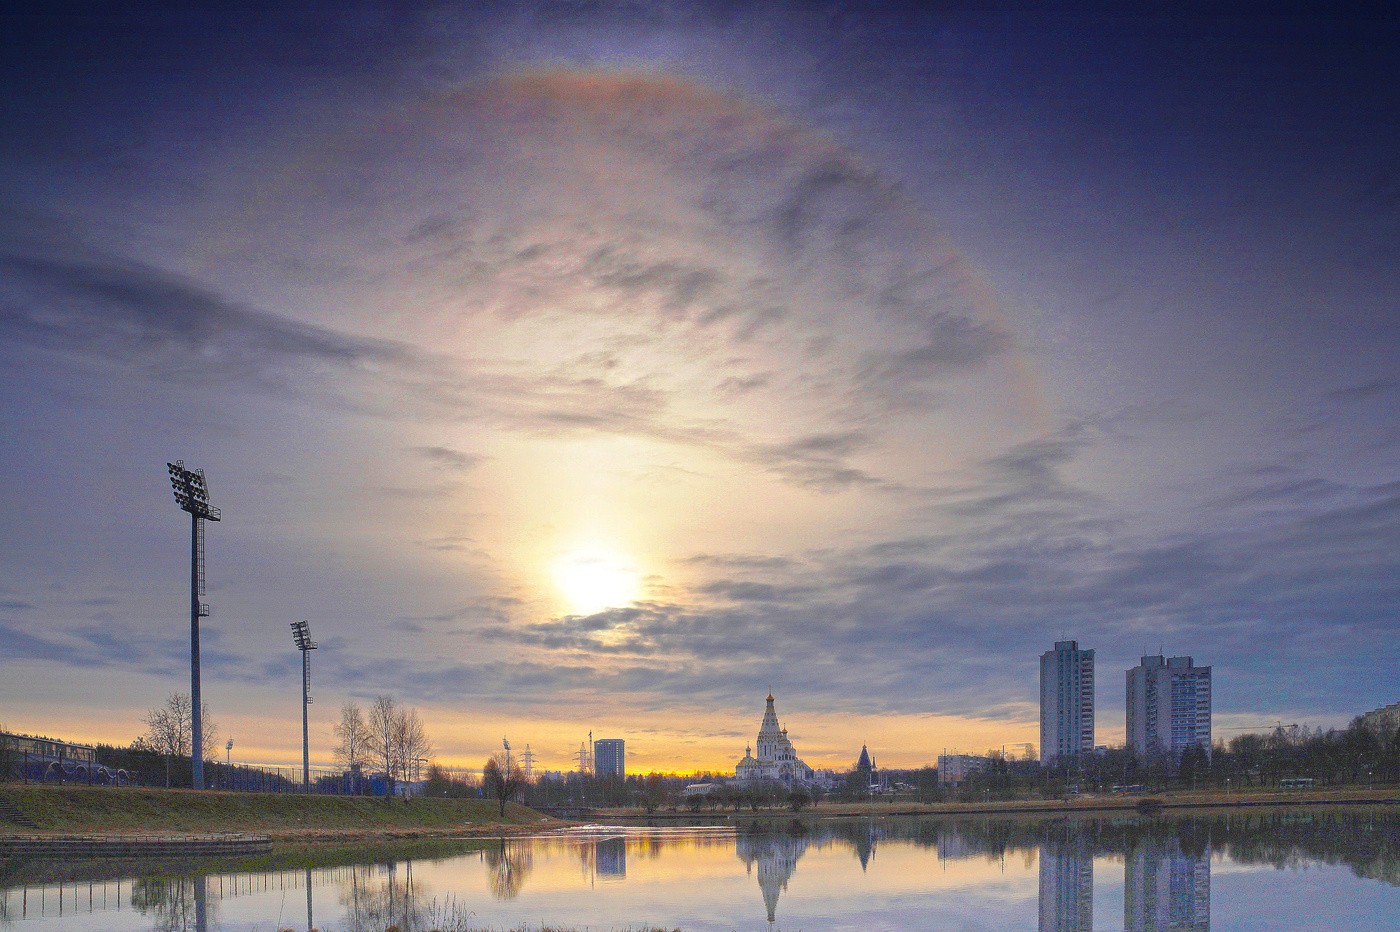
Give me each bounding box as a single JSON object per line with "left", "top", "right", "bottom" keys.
{"left": 0, "top": 833, "right": 272, "bottom": 858}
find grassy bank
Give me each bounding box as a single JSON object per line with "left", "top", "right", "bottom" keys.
{"left": 6, "top": 783, "right": 1396, "bottom": 839}
{"left": 0, "top": 784, "right": 550, "bottom": 838}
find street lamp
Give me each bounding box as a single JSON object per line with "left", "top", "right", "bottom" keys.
{"left": 167, "top": 461, "right": 220, "bottom": 790}
{"left": 226, "top": 739, "right": 233, "bottom": 790}
{"left": 291, "top": 621, "right": 317, "bottom": 790}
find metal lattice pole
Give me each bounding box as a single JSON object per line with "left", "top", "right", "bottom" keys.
{"left": 168, "top": 462, "right": 220, "bottom": 790}
{"left": 292, "top": 621, "right": 317, "bottom": 789}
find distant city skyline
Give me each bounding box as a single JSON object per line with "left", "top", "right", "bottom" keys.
{"left": 3, "top": 3, "right": 1399, "bottom": 773}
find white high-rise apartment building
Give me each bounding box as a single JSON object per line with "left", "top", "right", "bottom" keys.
{"left": 1040, "top": 640, "right": 1095, "bottom": 765}
{"left": 1126, "top": 655, "right": 1212, "bottom": 759}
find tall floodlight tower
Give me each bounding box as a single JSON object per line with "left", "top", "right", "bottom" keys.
{"left": 168, "top": 461, "right": 220, "bottom": 790}
{"left": 291, "top": 621, "right": 318, "bottom": 788}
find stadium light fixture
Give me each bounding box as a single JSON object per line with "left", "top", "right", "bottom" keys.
{"left": 167, "top": 460, "right": 220, "bottom": 790}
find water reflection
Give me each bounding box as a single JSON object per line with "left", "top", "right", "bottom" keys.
{"left": 336, "top": 861, "right": 429, "bottom": 932}
{"left": 595, "top": 836, "right": 626, "bottom": 877}
{"left": 1, "top": 811, "right": 1396, "bottom": 931}
{"left": 1125, "top": 836, "right": 1210, "bottom": 931}
{"left": 1040, "top": 824, "right": 1093, "bottom": 932}
{"left": 128, "top": 876, "right": 212, "bottom": 932}
{"left": 736, "top": 831, "right": 811, "bottom": 925}
{"left": 485, "top": 840, "right": 534, "bottom": 899}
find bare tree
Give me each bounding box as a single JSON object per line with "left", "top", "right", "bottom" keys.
{"left": 483, "top": 753, "right": 526, "bottom": 817}
{"left": 143, "top": 694, "right": 218, "bottom": 787}
{"left": 333, "top": 701, "right": 372, "bottom": 793}
{"left": 363, "top": 695, "right": 433, "bottom": 798}
{"left": 367, "top": 695, "right": 399, "bottom": 798}
{"left": 398, "top": 707, "right": 433, "bottom": 793}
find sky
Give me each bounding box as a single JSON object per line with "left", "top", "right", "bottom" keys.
{"left": 2, "top": 1, "right": 1398, "bottom": 774}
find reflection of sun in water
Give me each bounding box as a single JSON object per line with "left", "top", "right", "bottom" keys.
{"left": 553, "top": 548, "right": 641, "bottom": 616}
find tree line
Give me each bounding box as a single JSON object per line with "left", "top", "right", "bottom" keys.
{"left": 969, "top": 717, "right": 1400, "bottom": 800}
{"left": 331, "top": 695, "right": 432, "bottom": 796}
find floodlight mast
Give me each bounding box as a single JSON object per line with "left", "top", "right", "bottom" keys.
{"left": 168, "top": 461, "right": 220, "bottom": 790}
{"left": 291, "top": 620, "right": 317, "bottom": 787}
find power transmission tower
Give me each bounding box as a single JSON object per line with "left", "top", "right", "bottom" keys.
{"left": 519, "top": 744, "right": 536, "bottom": 780}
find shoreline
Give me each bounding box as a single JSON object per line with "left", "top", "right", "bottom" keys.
{"left": 4, "top": 784, "right": 1398, "bottom": 846}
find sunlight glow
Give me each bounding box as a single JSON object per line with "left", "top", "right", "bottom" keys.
{"left": 553, "top": 548, "right": 641, "bottom": 616}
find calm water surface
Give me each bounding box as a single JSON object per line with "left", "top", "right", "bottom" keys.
{"left": 3, "top": 811, "right": 1398, "bottom": 931}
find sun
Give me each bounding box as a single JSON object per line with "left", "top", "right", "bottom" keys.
{"left": 553, "top": 548, "right": 641, "bottom": 616}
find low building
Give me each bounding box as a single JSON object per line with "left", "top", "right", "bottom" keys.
{"left": 938, "top": 753, "right": 991, "bottom": 787}
{"left": 1359, "top": 700, "right": 1400, "bottom": 738}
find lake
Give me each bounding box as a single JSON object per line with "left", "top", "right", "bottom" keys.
{"left": 3, "top": 809, "right": 1398, "bottom": 930}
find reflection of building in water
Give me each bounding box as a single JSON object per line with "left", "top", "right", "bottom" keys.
{"left": 1125, "top": 838, "right": 1210, "bottom": 931}
{"left": 851, "top": 821, "right": 877, "bottom": 871}
{"left": 937, "top": 830, "right": 980, "bottom": 861}
{"left": 595, "top": 837, "right": 627, "bottom": 877}
{"left": 736, "top": 832, "right": 812, "bottom": 926}
{"left": 934, "top": 825, "right": 1007, "bottom": 862}
{"left": 1040, "top": 830, "right": 1093, "bottom": 932}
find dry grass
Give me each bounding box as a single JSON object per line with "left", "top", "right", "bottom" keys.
{"left": 0, "top": 784, "right": 553, "bottom": 838}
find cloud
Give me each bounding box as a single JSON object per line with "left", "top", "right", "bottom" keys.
{"left": 698, "top": 580, "right": 804, "bottom": 603}
{"left": 413, "top": 445, "right": 481, "bottom": 469}
{"left": 740, "top": 430, "right": 885, "bottom": 491}
{"left": 0, "top": 242, "right": 415, "bottom": 389}
{"left": 1326, "top": 379, "right": 1399, "bottom": 401}
{"left": 682, "top": 553, "right": 799, "bottom": 571}
{"left": 862, "top": 311, "right": 1012, "bottom": 385}
{"left": 0, "top": 622, "right": 67, "bottom": 663}
{"left": 0, "top": 617, "right": 177, "bottom": 672}
{"left": 937, "top": 431, "right": 1100, "bottom": 521}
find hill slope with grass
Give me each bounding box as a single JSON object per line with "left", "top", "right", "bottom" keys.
{"left": 0, "top": 785, "right": 549, "bottom": 837}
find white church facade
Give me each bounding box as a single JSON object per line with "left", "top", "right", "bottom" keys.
{"left": 735, "top": 693, "right": 819, "bottom": 787}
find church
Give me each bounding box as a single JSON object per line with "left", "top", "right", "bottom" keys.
{"left": 734, "top": 693, "right": 819, "bottom": 787}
